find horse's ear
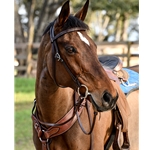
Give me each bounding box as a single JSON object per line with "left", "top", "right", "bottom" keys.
{"left": 74, "top": 0, "right": 89, "bottom": 21}
{"left": 55, "top": 0, "right": 70, "bottom": 26}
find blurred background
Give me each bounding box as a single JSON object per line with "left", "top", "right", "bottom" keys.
{"left": 14, "top": 0, "right": 139, "bottom": 149}
{"left": 14, "top": 0, "right": 139, "bottom": 77}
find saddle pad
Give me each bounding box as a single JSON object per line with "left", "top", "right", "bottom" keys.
{"left": 120, "top": 68, "right": 139, "bottom": 95}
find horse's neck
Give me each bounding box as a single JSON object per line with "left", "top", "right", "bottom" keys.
{"left": 35, "top": 67, "right": 74, "bottom": 123}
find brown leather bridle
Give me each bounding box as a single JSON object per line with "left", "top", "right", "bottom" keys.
{"left": 50, "top": 23, "right": 119, "bottom": 111}
{"left": 32, "top": 94, "right": 98, "bottom": 150}
{"left": 31, "top": 22, "right": 122, "bottom": 150}
{"left": 32, "top": 24, "right": 98, "bottom": 150}
{"left": 50, "top": 23, "right": 86, "bottom": 88}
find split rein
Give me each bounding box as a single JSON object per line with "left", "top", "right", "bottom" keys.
{"left": 32, "top": 25, "right": 98, "bottom": 150}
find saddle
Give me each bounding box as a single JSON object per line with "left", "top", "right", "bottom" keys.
{"left": 99, "top": 55, "right": 129, "bottom": 83}
{"left": 99, "top": 55, "right": 131, "bottom": 150}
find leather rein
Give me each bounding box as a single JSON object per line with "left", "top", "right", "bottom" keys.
{"left": 32, "top": 24, "right": 98, "bottom": 150}
{"left": 32, "top": 95, "right": 97, "bottom": 150}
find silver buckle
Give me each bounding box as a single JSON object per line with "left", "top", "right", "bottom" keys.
{"left": 77, "top": 84, "right": 89, "bottom": 99}
{"left": 55, "top": 53, "right": 61, "bottom": 61}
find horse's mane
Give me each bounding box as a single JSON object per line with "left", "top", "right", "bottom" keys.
{"left": 42, "top": 15, "right": 89, "bottom": 36}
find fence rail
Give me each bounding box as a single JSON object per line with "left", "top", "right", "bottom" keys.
{"left": 14, "top": 41, "right": 139, "bottom": 76}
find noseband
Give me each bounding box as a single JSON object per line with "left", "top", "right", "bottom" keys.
{"left": 49, "top": 24, "right": 118, "bottom": 111}
{"left": 50, "top": 23, "right": 86, "bottom": 88}
{"left": 32, "top": 23, "right": 119, "bottom": 150}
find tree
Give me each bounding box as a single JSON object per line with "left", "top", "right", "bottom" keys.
{"left": 86, "top": 0, "right": 139, "bottom": 41}
{"left": 15, "top": 0, "right": 66, "bottom": 76}
{"left": 15, "top": 0, "right": 139, "bottom": 42}
{"left": 15, "top": 0, "right": 139, "bottom": 76}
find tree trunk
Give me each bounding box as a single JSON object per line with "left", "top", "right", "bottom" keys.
{"left": 115, "top": 16, "right": 122, "bottom": 41}
{"left": 96, "top": 12, "right": 110, "bottom": 41}
{"left": 34, "top": 0, "right": 48, "bottom": 42}
{"left": 114, "top": 13, "right": 120, "bottom": 41}
{"left": 14, "top": 1, "right": 25, "bottom": 42}
{"left": 34, "top": 0, "right": 64, "bottom": 42}
{"left": 26, "top": 0, "right": 36, "bottom": 77}
{"left": 102, "top": 15, "right": 110, "bottom": 30}
{"left": 120, "top": 13, "right": 129, "bottom": 41}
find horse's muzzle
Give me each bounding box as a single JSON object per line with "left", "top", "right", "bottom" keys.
{"left": 89, "top": 91, "right": 118, "bottom": 112}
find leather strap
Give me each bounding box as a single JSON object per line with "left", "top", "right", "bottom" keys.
{"left": 32, "top": 92, "right": 99, "bottom": 150}
{"left": 76, "top": 97, "right": 97, "bottom": 135}
{"left": 50, "top": 24, "right": 86, "bottom": 88}
{"left": 112, "top": 107, "right": 130, "bottom": 150}
{"left": 32, "top": 99, "right": 86, "bottom": 139}
{"left": 50, "top": 26, "right": 86, "bottom": 43}
{"left": 105, "top": 69, "right": 120, "bottom": 85}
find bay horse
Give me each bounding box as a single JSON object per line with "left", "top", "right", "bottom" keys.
{"left": 117, "top": 65, "right": 139, "bottom": 150}
{"left": 32, "top": 0, "right": 138, "bottom": 150}
{"left": 128, "top": 65, "right": 139, "bottom": 73}
{"left": 125, "top": 65, "right": 139, "bottom": 150}
{"left": 99, "top": 56, "right": 139, "bottom": 150}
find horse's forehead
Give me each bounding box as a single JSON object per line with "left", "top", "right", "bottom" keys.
{"left": 77, "top": 32, "right": 90, "bottom": 46}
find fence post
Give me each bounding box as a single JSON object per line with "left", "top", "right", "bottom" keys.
{"left": 26, "top": 43, "right": 33, "bottom": 77}
{"left": 127, "top": 41, "right": 131, "bottom": 67}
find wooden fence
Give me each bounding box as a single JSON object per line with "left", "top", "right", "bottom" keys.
{"left": 96, "top": 41, "right": 139, "bottom": 66}
{"left": 14, "top": 41, "right": 139, "bottom": 76}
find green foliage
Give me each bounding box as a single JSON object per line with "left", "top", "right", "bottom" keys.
{"left": 72, "top": 0, "right": 138, "bottom": 15}
{"left": 90, "top": 0, "right": 139, "bottom": 13}
{"left": 16, "top": 0, "right": 139, "bottom": 44}
{"left": 71, "top": 0, "right": 139, "bottom": 41}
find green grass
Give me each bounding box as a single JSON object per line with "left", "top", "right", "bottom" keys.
{"left": 15, "top": 77, "right": 36, "bottom": 150}
{"left": 15, "top": 77, "right": 35, "bottom": 102}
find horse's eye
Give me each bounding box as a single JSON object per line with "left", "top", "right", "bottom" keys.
{"left": 65, "top": 46, "right": 76, "bottom": 54}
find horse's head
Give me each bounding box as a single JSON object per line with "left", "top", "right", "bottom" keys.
{"left": 40, "top": 0, "right": 118, "bottom": 112}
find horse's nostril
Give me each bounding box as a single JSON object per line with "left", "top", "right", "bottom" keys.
{"left": 103, "top": 92, "right": 112, "bottom": 105}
